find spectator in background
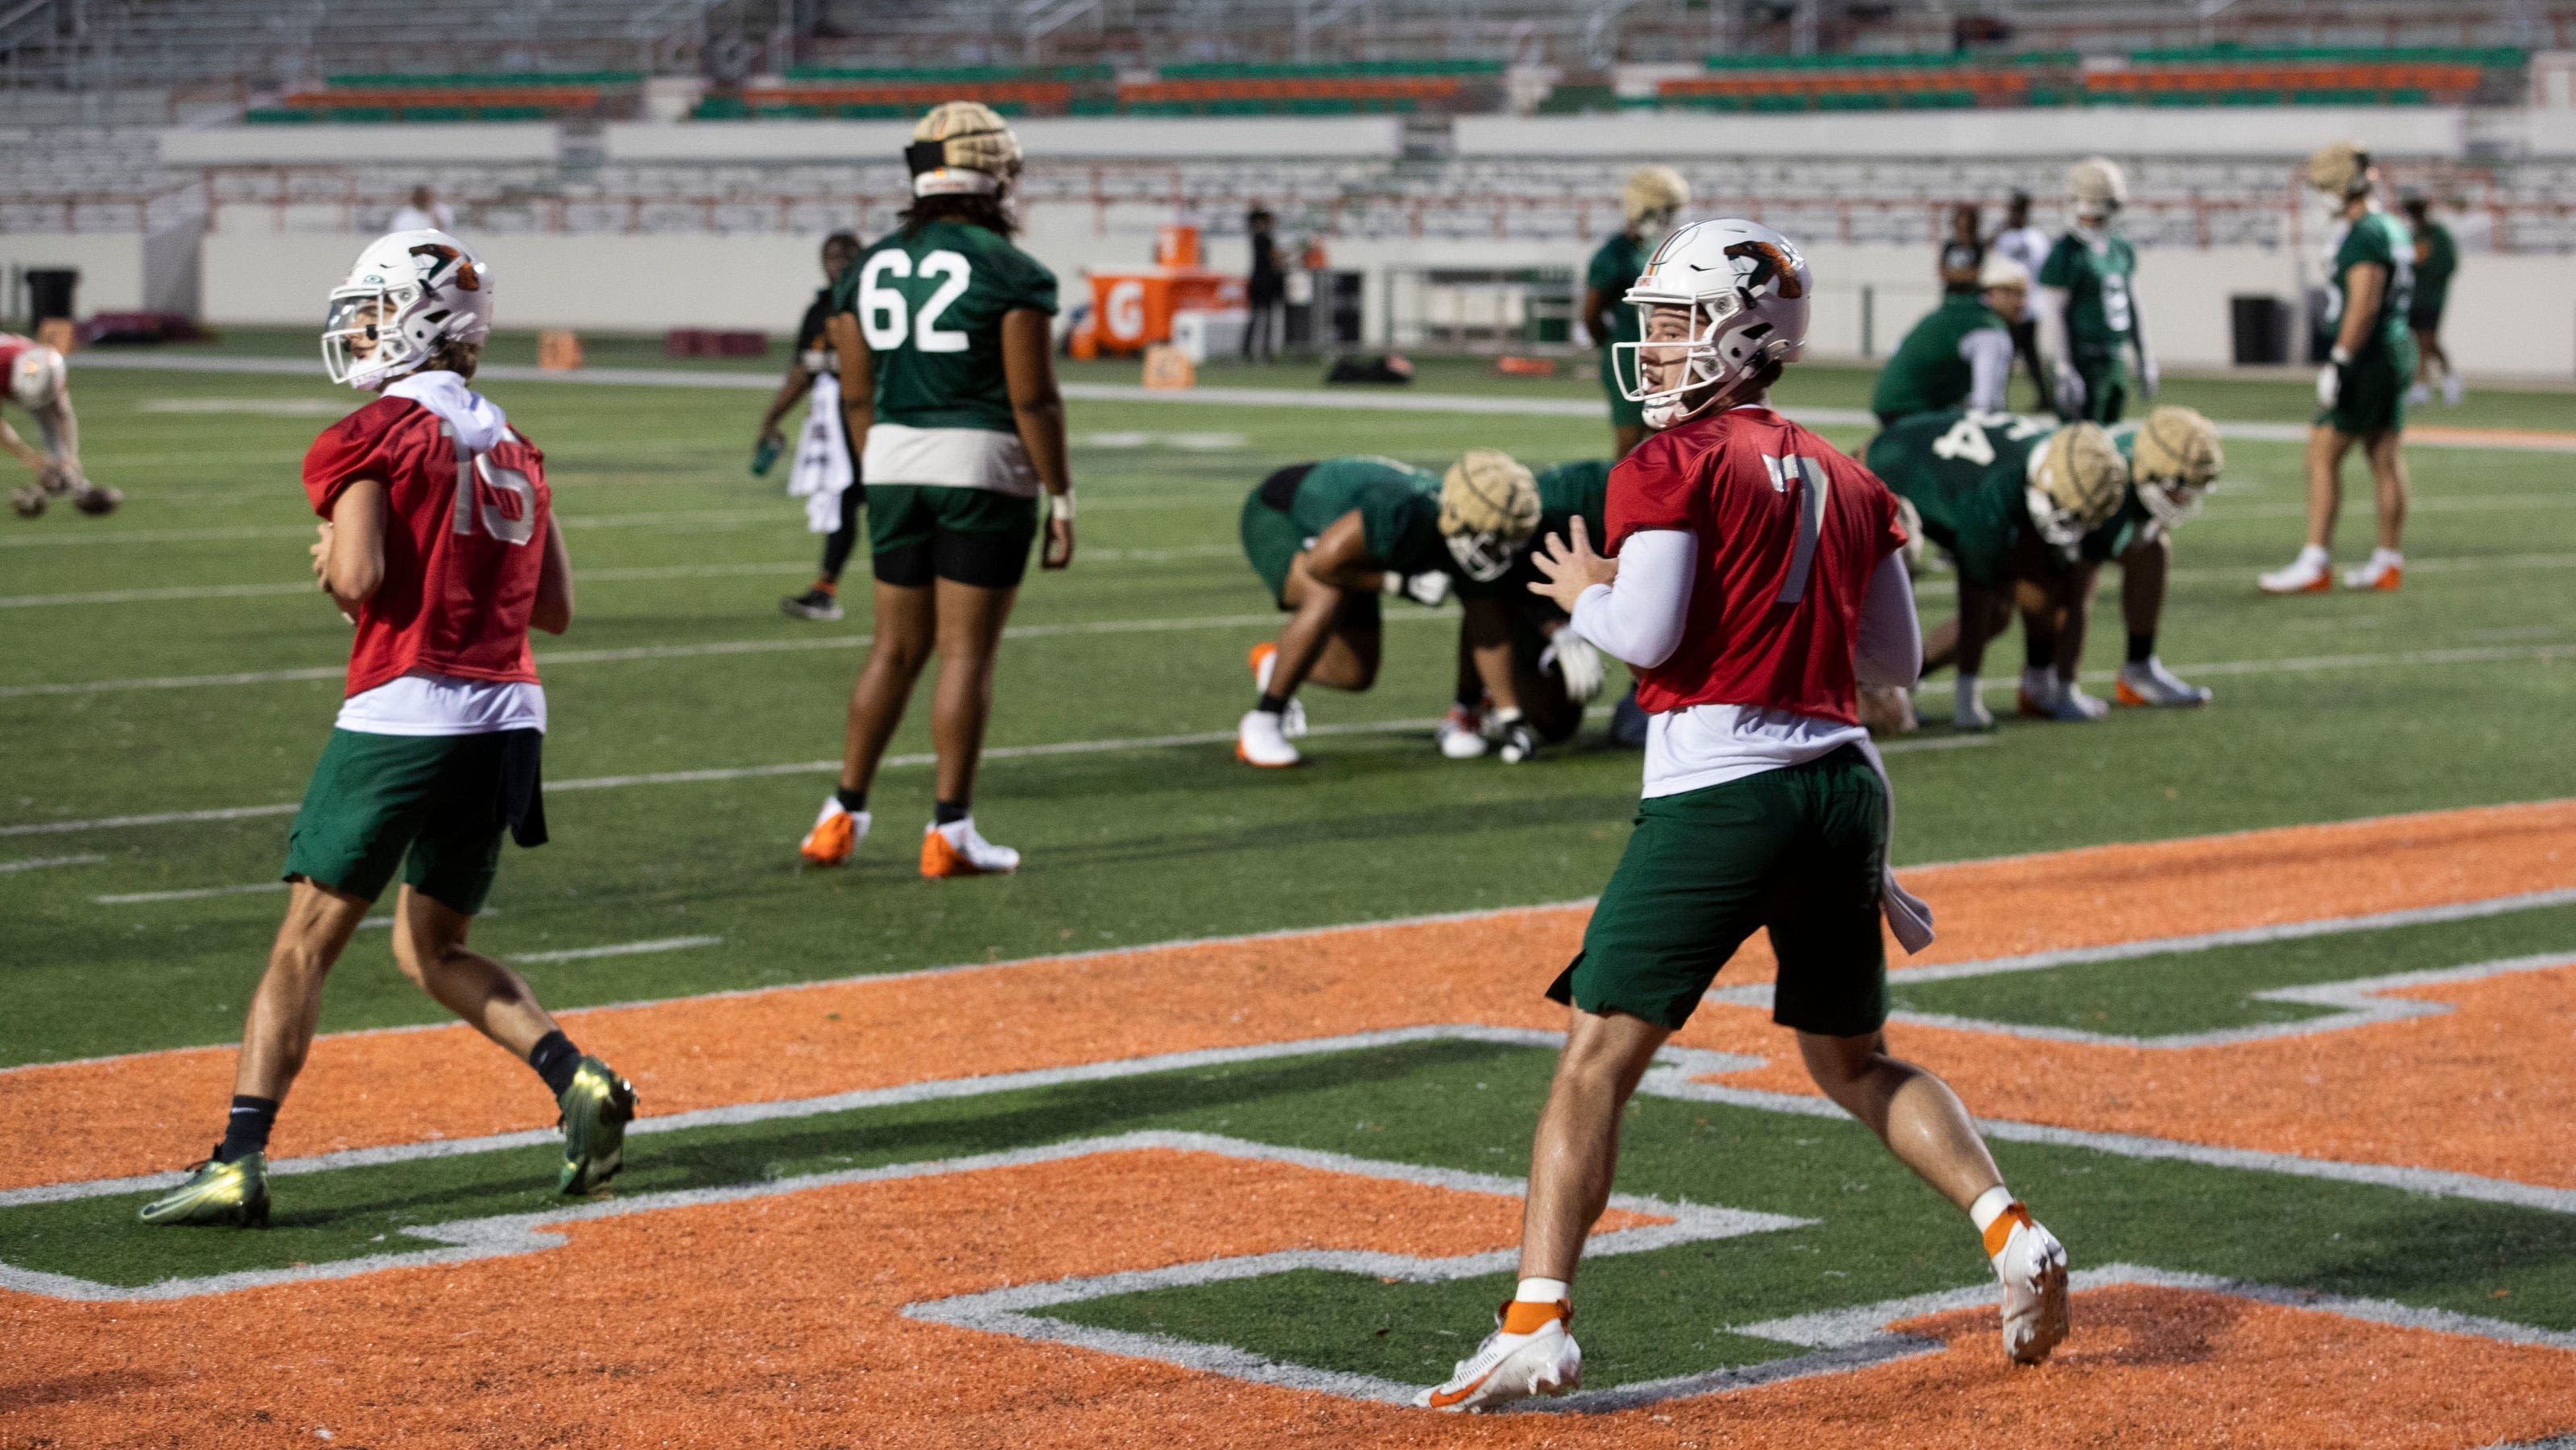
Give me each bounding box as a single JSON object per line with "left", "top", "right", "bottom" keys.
{"left": 390, "top": 185, "right": 455, "bottom": 233}
{"left": 1988, "top": 190, "right": 2054, "bottom": 409}
{"left": 1938, "top": 203, "right": 1984, "bottom": 294}
{"left": 2401, "top": 196, "right": 2462, "bottom": 407}
{"left": 1243, "top": 207, "right": 1284, "bottom": 365}
{"left": 769, "top": 231, "right": 866, "bottom": 621}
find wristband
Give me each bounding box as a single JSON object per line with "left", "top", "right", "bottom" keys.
{"left": 1047, "top": 491, "right": 1075, "bottom": 522}
{"left": 2329, "top": 345, "right": 2352, "bottom": 366}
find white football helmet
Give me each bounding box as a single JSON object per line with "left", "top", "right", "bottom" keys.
{"left": 7, "top": 343, "right": 65, "bottom": 411}
{"left": 2067, "top": 157, "right": 2127, "bottom": 225}
{"left": 1614, "top": 219, "right": 1810, "bottom": 430}
{"left": 321, "top": 229, "right": 493, "bottom": 390}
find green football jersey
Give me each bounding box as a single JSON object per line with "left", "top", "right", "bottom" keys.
{"left": 1292, "top": 455, "right": 1447, "bottom": 576}
{"left": 2326, "top": 209, "right": 2415, "bottom": 360}
{"left": 2037, "top": 233, "right": 2138, "bottom": 367}
{"left": 1871, "top": 293, "right": 2009, "bottom": 423}
{"left": 1864, "top": 409, "right": 2053, "bottom": 587}
{"left": 2079, "top": 423, "right": 2153, "bottom": 565}
{"left": 1536, "top": 459, "right": 1611, "bottom": 539}
{"left": 1587, "top": 232, "right": 1648, "bottom": 403}
{"left": 2411, "top": 220, "right": 2456, "bottom": 316}
{"left": 833, "top": 219, "right": 1059, "bottom": 433}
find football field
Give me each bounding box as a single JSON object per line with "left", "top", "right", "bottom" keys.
{"left": 4, "top": 350, "right": 2574, "bottom": 1446}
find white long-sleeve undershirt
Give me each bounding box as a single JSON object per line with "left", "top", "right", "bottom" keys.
{"left": 1568, "top": 528, "right": 1695, "bottom": 670}
{"left": 1854, "top": 551, "right": 1923, "bottom": 686}
{"left": 1961, "top": 328, "right": 2014, "bottom": 415}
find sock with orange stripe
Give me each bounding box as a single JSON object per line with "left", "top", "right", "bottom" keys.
{"left": 1971, "top": 1184, "right": 2027, "bottom": 1258}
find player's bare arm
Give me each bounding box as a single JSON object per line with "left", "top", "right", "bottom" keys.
{"left": 2335, "top": 262, "right": 2387, "bottom": 361}
{"left": 313, "top": 477, "right": 387, "bottom": 613}
{"left": 1001, "top": 307, "right": 1074, "bottom": 570}
{"left": 1295, "top": 509, "right": 1381, "bottom": 593}
{"left": 828, "top": 310, "right": 875, "bottom": 452}
{"left": 531, "top": 514, "right": 575, "bottom": 635}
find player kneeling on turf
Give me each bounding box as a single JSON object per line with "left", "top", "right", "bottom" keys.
{"left": 1234, "top": 449, "right": 1552, "bottom": 766}
{"left": 1414, "top": 221, "right": 2066, "bottom": 1411}
{"left": 142, "top": 231, "right": 634, "bottom": 1227}
{"left": 1436, "top": 458, "right": 1629, "bottom": 759}
{"left": 2, "top": 333, "right": 118, "bottom": 518}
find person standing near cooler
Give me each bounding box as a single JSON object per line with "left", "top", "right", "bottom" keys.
{"left": 2401, "top": 195, "right": 2461, "bottom": 407}
{"left": 1413, "top": 220, "right": 2068, "bottom": 1411}
{"left": 765, "top": 230, "right": 865, "bottom": 621}
{"left": 1243, "top": 207, "right": 1285, "bottom": 365}
{"left": 2260, "top": 143, "right": 2416, "bottom": 596}
{"left": 140, "top": 231, "right": 635, "bottom": 1226}
{"left": 1988, "top": 189, "right": 2053, "bottom": 410}
{"left": 2036, "top": 157, "right": 2156, "bottom": 423}
{"left": 796, "top": 103, "right": 1074, "bottom": 877}
{"left": 1583, "top": 167, "right": 1688, "bottom": 462}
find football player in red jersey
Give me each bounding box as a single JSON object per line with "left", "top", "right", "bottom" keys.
{"left": 141, "top": 232, "right": 637, "bottom": 1228}
{"left": 1414, "top": 221, "right": 2069, "bottom": 1411}
{"left": 0, "top": 333, "right": 118, "bottom": 518}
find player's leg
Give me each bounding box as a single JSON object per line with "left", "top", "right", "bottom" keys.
{"left": 2112, "top": 533, "right": 2209, "bottom": 705}
{"left": 2025, "top": 569, "right": 2107, "bottom": 721}
{"left": 2342, "top": 427, "right": 2409, "bottom": 591}
{"left": 2260, "top": 425, "right": 2353, "bottom": 593}
{"left": 1942, "top": 580, "right": 2012, "bottom": 730}
{"left": 803, "top": 487, "right": 937, "bottom": 864}
{"left": 1512, "top": 614, "right": 1583, "bottom": 748}
{"left": 1238, "top": 479, "right": 1322, "bottom": 765}
{"left": 783, "top": 484, "right": 861, "bottom": 621}
{"left": 1436, "top": 620, "right": 1490, "bottom": 758}
{"left": 1769, "top": 748, "right": 2069, "bottom": 1365}
{"left": 916, "top": 502, "right": 1039, "bottom": 876}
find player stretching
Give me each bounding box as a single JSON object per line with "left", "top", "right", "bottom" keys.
{"left": 142, "top": 232, "right": 634, "bottom": 1225}
{"left": 798, "top": 103, "right": 1072, "bottom": 876}
{"left": 1414, "top": 221, "right": 2067, "bottom": 1411}
{"left": 2260, "top": 143, "right": 2415, "bottom": 595}
{"left": 2037, "top": 157, "right": 2156, "bottom": 424}
{"left": 2, "top": 333, "right": 118, "bottom": 518}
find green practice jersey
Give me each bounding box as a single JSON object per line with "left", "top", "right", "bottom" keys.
{"left": 2322, "top": 209, "right": 2414, "bottom": 362}
{"left": 2079, "top": 423, "right": 2153, "bottom": 565}
{"left": 1864, "top": 410, "right": 2054, "bottom": 587}
{"left": 1872, "top": 293, "right": 2009, "bottom": 423}
{"left": 1536, "top": 459, "right": 1611, "bottom": 540}
{"left": 2037, "top": 232, "right": 2138, "bottom": 367}
{"left": 2411, "top": 220, "right": 2456, "bottom": 317}
{"left": 1292, "top": 455, "right": 1447, "bottom": 576}
{"left": 833, "top": 218, "right": 1059, "bottom": 433}
{"left": 1586, "top": 233, "right": 1647, "bottom": 351}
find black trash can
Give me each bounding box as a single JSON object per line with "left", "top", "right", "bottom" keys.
{"left": 24, "top": 268, "right": 77, "bottom": 326}
{"left": 2229, "top": 295, "right": 2289, "bottom": 366}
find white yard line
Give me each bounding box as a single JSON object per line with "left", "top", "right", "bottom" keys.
{"left": 0, "top": 852, "right": 104, "bottom": 874}
{"left": 93, "top": 881, "right": 287, "bottom": 904}
{"left": 510, "top": 935, "right": 722, "bottom": 964}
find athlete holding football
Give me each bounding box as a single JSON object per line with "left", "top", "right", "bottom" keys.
{"left": 798, "top": 103, "right": 1073, "bottom": 876}
{"left": 1, "top": 333, "right": 118, "bottom": 518}
{"left": 1414, "top": 221, "right": 2067, "bottom": 1411}
{"left": 142, "top": 232, "right": 635, "bottom": 1226}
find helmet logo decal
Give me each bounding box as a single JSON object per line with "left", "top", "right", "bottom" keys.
{"left": 407, "top": 243, "right": 481, "bottom": 291}
{"left": 1724, "top": 241, "right": 1805, "bottom": 299}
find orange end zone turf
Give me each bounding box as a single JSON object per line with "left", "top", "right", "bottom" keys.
{"left": 5, "top": 799, "right": 2575, "bottom": 1192}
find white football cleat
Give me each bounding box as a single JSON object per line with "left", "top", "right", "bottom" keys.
{"left": 2258, "top": 552, "right": 2333, "bottom": 595}
{"left": 2406, "top": 380, "right": 2433, "bottom": 406}
{"left": 1986, "top": 1202, "right": 2070, "bottom": 1365}
{"left": 2343, "top": 552, "right": 2403, "bottom": 592}
{"left": 1248, "top": 642, "right": 1306, "bottom": 737}
{"left": 2041, "top": 684, "right": 2109, "bottom": 722}
{"left": 920, "top": 817, "right": 1019, "bottom": 877}
{"left": 1236, "top": 708, "right": 1301, "bottom": 767}
{"left": 2116, "top": 656, "right": 2211, "bottom": 708}
{"left": 2442, "top": 372, "right": 2464, "bottom": 407}
{"left": 1436, "top": 704, "right": 1490, "bottom": 759}
{"left": 1414, "top": 1299, "right": 1580, "bottom": 1411}
{"left": 2015, "top": 666, "right": 2060, "bottom": 720}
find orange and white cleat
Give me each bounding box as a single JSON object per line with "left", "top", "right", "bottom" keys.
{"left": 1248, "top": 642, "right": 1306, "bottom": 737}
{"left": 1986, "top": 1200, "right": 2070, "bottom": 1365}
{"left": 1414, "top": 1298, "right": 1581, "bottom": 1411}
{"left": 2258, "top": 547, "right": 2334, "bottom": 595}
{"left": 2115, "top": 656, "right": 2211, "bottom": 708}
{"left": 1236, "top": 708, "right": 1301, "bottom": 767}
{"left": 921, "top": 817, "right": 1020, "bottom": 877}
{"left": 798, "top": 797, "right": 868, "bottom": 866}
{"left": 2343, "top": 551, "right": 2402, "bottom": 592}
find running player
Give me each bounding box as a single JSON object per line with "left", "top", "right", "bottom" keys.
{"left": 1868, "top": 254, "right": 2022, "bottom": 426}
{"left": 140, "top": 231, "right": 634, "bottom": 1226}
{"left": 1581, "top": 167, "right": 1689, "bottom": 461}
{"left": 2037, "top": 157, "right": 2157, "bottom": 423}
{"left": 796, "top": 103, "right": 1074, "bottom": 876}
{"left": 765, "top": 230, "right": 865, "bottom": 621}
{"left": 2, "top": 333, "right": 118, "bottom": 518}
{"left": 1234, "top": 449, "right": 1550, "bottom": 767}
{"left": 1864, "top": 408, "right": 2128, "bottom": 728}
{"left": 2401, "top": 195, "right": 2461, "bottom": 407}
{"left": 1414, "top": 221, "right": 2067, "bottom": 1411}
{"left": 2260, "top": 143, "right": 2416, "bottom": 595}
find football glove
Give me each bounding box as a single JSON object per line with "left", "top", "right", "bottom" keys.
{"left": 2317, "top": 348, "right": 2349, "bottom": 409}
{"left": 2138, "top": 353, "right": 2160, "bottom": 398}
{"left": 1383, "top": 571, "right": 1452, "bottom": 609}
{"left": 2050, "top": 358, "right": 2087, "bottom": 419}
{"left": 1539, "top": 627, "right": 1604, "bottom": 704}
{"left": 1495, "top": 708, "right": 1538, "bottom": 764}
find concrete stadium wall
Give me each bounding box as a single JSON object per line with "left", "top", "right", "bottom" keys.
{"left": 2, "top": 233, "right": 147, "bottom": 314}
{"left": 603, "top": 115, "right": 1405, "bottom": 163}
{"left": 1458, "top": 106, "right": 2477, "bottom": 159}
{"left": 159, "top": 124, "right": 564, "bottom": 166}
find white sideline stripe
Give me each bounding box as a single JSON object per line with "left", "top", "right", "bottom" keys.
{"left": 93, "top": 881, "right": 285, "bottom": 904}
{"left": 0, "top": 853, "right": 104, "bottom": 874}
{"left": 511, "top": 934, "right": 721, "bottom": 964}
{"left": 0, "top": 725, "right": 1984, "bottom": 839}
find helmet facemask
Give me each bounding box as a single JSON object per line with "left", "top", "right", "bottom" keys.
{"left": 321, "top": 291, "right": 415, "bottom": 390}
{"left": 2135, "top": 474, "right": 2206, "bottom": 531}
{"left": 1437, "top": 448, "right": 1540, "bottom": 582}
{"left": 1616, "top": 295, "right": 1750, "bottom": 430}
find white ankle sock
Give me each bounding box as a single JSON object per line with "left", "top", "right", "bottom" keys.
{"left": 2296, "top": 543, "right": 2330, "bottom": 568}
{"left": 1968, "top": 1184, "right": 2016, "bottom": 1237}
{"left": 1956, "top": 675, "right": 1981, "bottom": 717}
{"left": 2369, "top": 547, "right": 2402, "bottom": 568}
{"left": 1515, "top": 1276, "right": 1570, "bottom": 1304}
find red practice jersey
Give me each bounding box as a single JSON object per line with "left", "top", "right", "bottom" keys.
{"left": 0, "top": 333, "right": 39, "bottom": 373}
{"left": 303, "top": 396, "right": 552, "bottom": 698}
{"left": 1604, "top": 406, "right": 1909, "bottom": 725}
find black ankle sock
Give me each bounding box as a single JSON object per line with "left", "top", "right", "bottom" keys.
{"left": 1256, "top": 692, "right": 1288, "bottom": 715}
{"left": 2126, "top": 632, "right": 2156, "bottom": 665}
{"left": 933, "top": 799, "right": 970, "bottom": 826}
{"left": 215, "top": 1095, "right": 279, "bottom": 1164}
{"left": 835, "top": 786, "right": 869, "bottom": 815}
{"left": 527, "top": 1031, "right": 584, "bottom": 1098}
{"left": 2023, "top": 634, "right": 2054, "bottom": 671}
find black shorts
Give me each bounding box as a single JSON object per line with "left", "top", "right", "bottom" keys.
{"left": 867, "top": 484, "right": 1038, "bottom": 590}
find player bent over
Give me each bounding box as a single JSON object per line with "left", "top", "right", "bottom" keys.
{"left": 798, "top": 104, "right": 1074, "bottom": 876}
{"left": 142, "top": 232, "right": 634, "bottom": 1226}
{"left": 1234, "top": 450, "right": 1557, "bottom": 767}
{"left": 1864, "top": 409, "right": 2127, "bottom": 728}
{"left": 2, "top": 333, "right": 119, "bottom": 518}
{"left": 2260, "top": 143, "right": 2415, "bottom": 596}
{"left": 1437, "top": 458, "right": 1640, "bottom": 757}
{"left": 1414, "top": 221, "right": 2067, "bottom": 1411}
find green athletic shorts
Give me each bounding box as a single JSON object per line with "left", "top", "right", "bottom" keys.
{"left": 865, "top": 483, "right": 1038, "bottom": 590}
{"left": 2068, "top": 360, "right": 2128, "bottom": 424}
{"left": 2319, "top": 344, "right": 2415, "bottom": 438}
{"left": 1599, "top": 349, "right": 1645, "bottom": 428}
{"left": 1239, "top": 485, "right": 1381, "bottom": 630}
{"left": 282, "top": 728, "right": 531, "bottom": 914}
{"left": 1550, "top": 744, "right": 1891, "bottom": 1037}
